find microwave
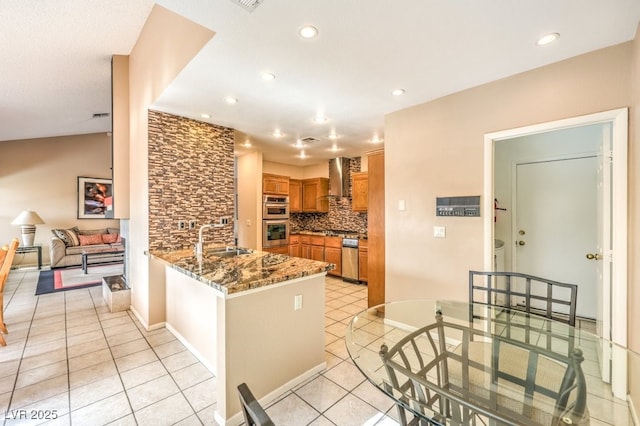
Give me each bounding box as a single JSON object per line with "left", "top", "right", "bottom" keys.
{"left": 263, "top": 195, "right": 289, "bottom": 219}
{"left": 263, "top": 219, "right": 290, "bottom": 248}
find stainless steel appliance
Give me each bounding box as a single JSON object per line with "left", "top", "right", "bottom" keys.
{"left": 263, "top": 219, "right": 290, "bottom": 248}
{"left": 342, "top": 237, "right": 359, "bottom": 282}
{"left": 262, "top": 195, "right": 289, "bottom": 219}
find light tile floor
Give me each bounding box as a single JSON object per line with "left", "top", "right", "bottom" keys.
{"left": 0, "top": 269, "right": 631, "bottom": 426}
{"left": 0, "top": 270, "right": 398, "bottom": 426}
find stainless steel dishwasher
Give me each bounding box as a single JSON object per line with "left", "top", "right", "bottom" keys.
{"left": 341, "top": 238, "right": 359, "bottom": 283}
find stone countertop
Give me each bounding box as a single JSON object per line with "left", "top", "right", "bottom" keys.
{"left": 149, "top": 246, "right": 333, "bottom": 296}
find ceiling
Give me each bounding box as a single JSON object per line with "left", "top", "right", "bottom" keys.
{"left": 3, "top": 1, "right": 640, "bottom": 166}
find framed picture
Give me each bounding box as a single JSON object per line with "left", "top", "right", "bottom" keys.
{"left": 77, "top": 177, "right": 113, "bottom": 219}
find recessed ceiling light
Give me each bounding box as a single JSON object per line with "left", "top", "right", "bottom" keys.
{"left": 298, "top": 150, "right": 308, "bottom": 159}
{"left": 537, "top": 32, "right": 560, "bottom": 46}
{"left": 261, "top": 72, "right": 276, "bottom": 81}
{"left": 392, "top": 88, "right": 406, "bottom": 96}
{"left": 242, "top": 140, "right": 252, "bottom": 147}
{"left": 293, "top": 140, "right": 305, "bottom": 148}
{"left": 328, "top": 132, "right": 338, "bottom": 140}
{"left": 299, "top": 25, "right": 318, "bottom": 39}
{"left": 371, "top": 135, "right": 384, "bottom": 144}
{"left": 329, "top": 144, "right": 342, "bottom": 152}
{"left": 313, "top": 115, "right": 328, "bottom": 124}
{"left": 273, "top": 129, "right": 284, "bottom": 137}
{"left": 200, "top": 113, "right": 211, "bottom": 119}
{"left": 225, "top": 96, "right": 239, "bottom": 104}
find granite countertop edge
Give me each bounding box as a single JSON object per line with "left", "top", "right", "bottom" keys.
{"left": 149, "top": 246, "right": 333, "bottom": 296}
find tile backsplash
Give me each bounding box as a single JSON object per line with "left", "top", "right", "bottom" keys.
{"left": 148, "top": 110, "right": 235, "bottom": 251}
{"left": 290, "top": 157, "right": 368, "bottom": 233}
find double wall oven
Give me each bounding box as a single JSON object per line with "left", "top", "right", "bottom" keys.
{"left": 262, "top": 195, "right": 290, "bottom": 248}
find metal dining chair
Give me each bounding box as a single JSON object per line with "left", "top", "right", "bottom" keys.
{"left": 469, "top": 270, "right": 578, "bottom": 354}
{"left": 237, "top": 382, "right": 275, "bottom": 426}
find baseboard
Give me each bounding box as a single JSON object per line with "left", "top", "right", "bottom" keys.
{"left": 165, "top": 323, "right": 216, "bottom": 375}
{"left": 629, "top": 394, "right": 639, "bottom": 426}
{"left": 128, "top": 305, "right": 165, "bottom": 332}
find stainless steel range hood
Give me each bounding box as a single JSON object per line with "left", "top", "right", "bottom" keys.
{"left": 329, "top": 157, "right": 351, "bottom": 197}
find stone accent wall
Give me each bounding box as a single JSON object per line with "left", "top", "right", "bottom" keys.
{"left": 148, "top": 110, "right": 235, "bottom": 251}
{"left": 290, "top": 157, "right": 368, "bottom": 234}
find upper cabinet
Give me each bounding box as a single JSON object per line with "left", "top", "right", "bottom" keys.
{"left": 289, "top": 179, "right": 302, "bottom": 213}
{"left": 263, "top": 173, "right": 289, "bottom": 195}
{"left": 302, "top": 178, "right": 329, "bottom": 212}
{"left": 351, "top": 172, "right": 368, "bottom": 212}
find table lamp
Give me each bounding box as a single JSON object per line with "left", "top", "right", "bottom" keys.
{"left": 11, "top": 210, "right": 45, "bottom": 246}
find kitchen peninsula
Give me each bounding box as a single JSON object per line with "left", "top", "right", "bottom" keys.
{"left": 150, "top": 246, "right": 332, "bottom": 425}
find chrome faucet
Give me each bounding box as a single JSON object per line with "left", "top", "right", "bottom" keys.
{"left": 195, "top": 223, "right": 224, "bottom": 256}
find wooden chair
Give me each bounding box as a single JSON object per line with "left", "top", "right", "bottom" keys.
{"left": 0, "top": 238, "right": 19, "bottom": 346}
{"left": 379, "top": 312, "right": 588, "bottom": 426}
{"left": 237, "top": 382, "right": 275, "bottom": 426}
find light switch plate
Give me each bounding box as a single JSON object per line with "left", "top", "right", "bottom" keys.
{"left": 433, "top": 226, "right": 446, "bottom": 238}
{"left": 294, "top": 294, "right": 303, "bottom": 310}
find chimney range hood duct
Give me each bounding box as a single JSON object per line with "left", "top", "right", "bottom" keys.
{"left": 329, "top": 157, "right": 351, "bottom": 198}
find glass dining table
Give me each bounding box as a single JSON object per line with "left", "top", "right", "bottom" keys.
{"left": 345, "top": 299, "right": 638, "bottom": 426}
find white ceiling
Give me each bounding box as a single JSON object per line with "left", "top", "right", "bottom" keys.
{"left": 3, "top": 1, "right": 640, "bottom": 166}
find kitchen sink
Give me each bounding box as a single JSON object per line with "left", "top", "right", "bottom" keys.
{"left": 208, "top": 248, "right": 252, "bottom": 258}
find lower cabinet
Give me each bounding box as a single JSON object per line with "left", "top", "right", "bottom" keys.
{"left": 300, "top": 235, "right": 311, "bottom": 259}
{"left": 324, "top": 236, "right": 342, "bottom": 277}
{"left": 358, "top": 240, "right": 368, "bottom": 283}
{"left": 288, "top": 234, "right": 300, "bottom": 257}
{"left": 310, "top": 235, "right": 325, "bottom": 262}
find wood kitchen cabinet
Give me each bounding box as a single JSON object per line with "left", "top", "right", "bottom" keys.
{"left": 289, "top": 179, "right": 302, "bottom": 212}
{"left": 351, "top": 172, "right": 368, "bottom": 212}
{"left": 300, "top": 235, "right": 311, "bottom": 259}
{"left": 263, "top": 173, "right": 289, "bottom": 195}
{"left": 324, "top": 236, "right": 342, "bottom": 277}
{"left": 367, "top": 149, "right": 385, "bottom": 307}
{"left": 358, "top": 239, "right": 368, "bottom": 283}
{"left": 302, "top": 178, "right": 329, "bottom": 212}
{"left": 288, "top": 234, "right": 300, "bottom": 257}
{"left": 310, "top": 235, "right": 325, "bottom": 261}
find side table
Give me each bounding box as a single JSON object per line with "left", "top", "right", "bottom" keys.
{"left": 16, "top": 244, "right": 42, "bottom": 270}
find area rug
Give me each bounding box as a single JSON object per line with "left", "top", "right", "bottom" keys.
{"left": 36, "top": 264, "right": 124, "bottom": 295}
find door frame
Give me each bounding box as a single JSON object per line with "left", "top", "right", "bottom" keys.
{"left": 482, "top": 108, "right": 628, "bottom": 348}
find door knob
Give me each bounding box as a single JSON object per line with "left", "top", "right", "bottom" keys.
{"left": 517, "top": 240, "right": 525, "bottom": 246}
{"left": 586, "top": 253, "right": 601, "bottom": 260}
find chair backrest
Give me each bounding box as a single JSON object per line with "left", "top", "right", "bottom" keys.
{"left": 469, "top": 270, "right": 578, "bottom": 326}
{"left": 0, "top": 239, "right": 19, "bottom": 292}
{"left": 237, "top": 383, "right": 275, "bottom": 426}
{"left": 379, "top": 312, "right": 588, "bottom": 425}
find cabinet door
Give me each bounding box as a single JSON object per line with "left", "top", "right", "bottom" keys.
{"left": 325, "top": 247, "right": 342, "bottom": 276}
{"left": 310, "top": 245, "right": 325, "bottom": 261}
{"left": 302, "top": 178, "right": 329, "bottom": 212}
{"left": 358, "top": 248, "right": 368, "bottom": 282}
{"left": 301, "top": 244, "right": 311, "bottom": 259}
{"left": 352, "top": 173, "right": 368, "bottom": 212}
{"left": 289, "top": 243, "right": 300, "bottom": 257}
{"left": 289, "top": 179, "right": 302, "bottom": 212}
{"left": 263, "top": 174, "right": 289, "bottom": 195}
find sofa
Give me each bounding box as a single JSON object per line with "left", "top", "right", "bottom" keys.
{"left": 50, "top": 227, "right": 123, "bottom": 268}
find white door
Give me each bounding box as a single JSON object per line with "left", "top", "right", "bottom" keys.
{"left": 514, "top": 156, "right": 597, "bottom": 319}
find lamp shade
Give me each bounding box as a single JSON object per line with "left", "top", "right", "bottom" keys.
{"left": 11, "top": 210, "right": 45, "bottom": 225}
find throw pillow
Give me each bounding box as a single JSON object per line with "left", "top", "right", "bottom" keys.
{"left": 52, "top": 228, "right": 80, "bottom": 247}
{"left": 78, "top": 234, "right": 104, "bottom": 246}
{"left": 101, "top": 233, "right": 119, "bottom": 244}
{"left": 107, "top": 227, "right": 120, "bottom": 235}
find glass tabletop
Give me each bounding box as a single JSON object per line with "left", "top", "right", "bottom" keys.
{"left": 345, "top": 299, "right": 638, "bottom": 426}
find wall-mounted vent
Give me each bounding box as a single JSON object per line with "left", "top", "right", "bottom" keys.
{"left": 300, "top": 137, "right": 320, "bottom": 143}
{"left": 229, "top": 0, "right": 264, "bottom": 12}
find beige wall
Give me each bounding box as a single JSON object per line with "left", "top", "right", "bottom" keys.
{"left": 126, "top": 4, "right": 214, "bottom": 328}
{"left": 385, "top": 42, "right": 633, "bottom": 303}
{"left": 0, "top": 133, "right": 119, "bottom": 266}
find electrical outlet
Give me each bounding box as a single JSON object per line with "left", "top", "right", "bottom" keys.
{"left": 220, "top": 217, "right": 230, "bottom": 225}
{"left": 188, "top": 220, "right": 196, "bottom": 230}
{"left": 177, "top": 220, "right": 186, "bottom": 230}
